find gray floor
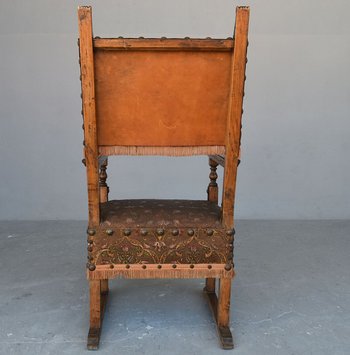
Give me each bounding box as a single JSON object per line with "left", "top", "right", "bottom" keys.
{"left": 0, "top": 220, "right": 349, "bottom": 355}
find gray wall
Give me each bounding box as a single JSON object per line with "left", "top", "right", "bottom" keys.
{"left": 0, "top": 0, "right": 349, "bottom": 220}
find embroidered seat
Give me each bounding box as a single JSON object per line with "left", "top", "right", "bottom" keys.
{"left": 100, "top": 199, "right": 221, "bottom": 228}
{"left": 94, "top": 199, "right": 230, "bottom": 266}
{"left": 78, "top": 5, "right": 250, "bottom": 350}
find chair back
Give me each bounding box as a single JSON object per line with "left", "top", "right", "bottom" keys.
{"left": 78, "top": 6, "right": 250, "bottom": 227}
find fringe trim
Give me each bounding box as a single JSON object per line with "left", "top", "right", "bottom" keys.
{"left": 88, "top": 264, "right": 234, "bottom": 280}
{"left": 98, "top": 145, "right": 225, "bottom": 156}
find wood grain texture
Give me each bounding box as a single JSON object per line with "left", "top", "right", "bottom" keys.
{"left": 217, "top": 277, "right": 232, "bottom": 327}
{"left": 94, "top": 50, "right": 231, "bottom": 147}
{"left": 87, "top": 279, "right": 108, "bottom": 350}
{"left": 206, "top": 156, "right": 219, "bottom": 295}
{"left": 207, "top": 158, "right": 219, "bottom": 203}
{"left": 222, "top": 7, "right": 250, "bottom": 228}
{"left": 99, "top": 157, "right": 108, "bottom": 203}
{"left": 203, "top": 284, "right": 234, "bottom": 349}
{"left": 89, "top": 280, "right": 101, "bottom": 328}
{"left": 78, "top": 6, "right": 100, "bottom": 226}
{"left": 93, "top": 37, "right": 233, "bottom": 51}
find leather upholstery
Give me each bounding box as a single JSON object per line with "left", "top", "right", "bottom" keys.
{"left": 100, "top": 199, "right": 222, "bottom": 228}
{"left": 90, "top": 200, "right": 232, "bottom": 266}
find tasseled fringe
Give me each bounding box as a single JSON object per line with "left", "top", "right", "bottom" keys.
{"left": 88, "top": 265, "right": 234, "bottom": 280}
{"left": 98, "top": 145, "right": 225, "bottom": 156}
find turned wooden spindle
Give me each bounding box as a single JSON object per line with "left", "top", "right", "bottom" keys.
{"left": 206, "top": 158, "right": 219, "bottom": 293}
{"left": 207, "top": 158, "right": 219, "bottom": 204}
{"left": 99, "top": 158, "right": 109, "bottom": 296}
{"left": 99, "top": 158, "right": 109, "bottom": 203}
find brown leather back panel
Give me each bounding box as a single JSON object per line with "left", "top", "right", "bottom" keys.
{"left": 94, "top": 50, "right": 232, "bottom": 146}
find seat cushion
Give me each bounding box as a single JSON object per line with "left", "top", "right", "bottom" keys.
{"left": 87, "top": 199, "right": 233, "bottom": 268}
{"left": 100, "top": 199, "right": 222, "bottom": 228}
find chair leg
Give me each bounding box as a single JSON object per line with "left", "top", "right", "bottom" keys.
{"left": 101, "top": 279, "right": 109, "bottom": 295}
{"left": 205, "top": 277, "right": 216, "bottom": 293}
{"left": 87, "top": 280, "right": 108, "bottom": 350}
{"left": 204, "top": 276, "right": 233, "bottom": 349}
{"left": 217, "top": 277, "right": 233, "bottom": 349}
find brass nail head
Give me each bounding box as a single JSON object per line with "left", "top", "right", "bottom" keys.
{"left": 87, "top": 228, "right": 95, "bottom": 236}
{"left": 187, "top": 229, "right": 194, "bottom": 236}
{"left": 226, "top": 229, "right": 235, "bottom": 236}
{"left": 224, "top": 264, "right": 232, "bottom": 271}
{"left": 87, "top": 263, "right": 96, "bottom": 271}
{"left": 172, "top": 229, "right": 179, "bottom": 236}
{"left": 124, "top": 229, "right": 131, "bottom": 236}
{"left": 141, "top": 229, "right": 148, "bottom": 236}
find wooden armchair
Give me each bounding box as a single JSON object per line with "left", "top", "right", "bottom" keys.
{"left": 78, "top": 5, "right": 249, "bottom": 350}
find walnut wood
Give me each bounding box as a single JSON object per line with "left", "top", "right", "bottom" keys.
{"left": 206, "top": 157, "right": 219, "bottom": 291}
{"left": 100, "top": 280, "right": 109, "bottom": 298}
{"left": 89, "top": 280, "right": 101, "bottom": 329}
{"left": 99, "top": 158, "right": 108, "bottom": 203}
{"left": 87, "top": 327, "right": 100, "bottom": 350}
{"left": 222, "top": 7, "right": 250, "bottom": 228}
{"left": 203, "top": 281, "right": 234, "bottom": 349}
{"left": 204, "top": 286, "right": 218, "bottom": 320}
{"left": 217, "top": 277, "right": 232, "bottom": 327}
{"left": 94, "top": 50, "right": 231, "bottom": 147}
{"left": 207, "top": 158, "right": 219, "bottom": 203}
{"left": 93, "top": 38, "right": 234, "bottom": 51}
{"left": 205, "top": 278, "right": 216, "bottom": 293}
{"left": 78, "top": 6, "right": 100, "bottom": 226}
{"left": 98, "top": 155, "right": 108, "bottom": 168}
{"left": 209, "top": 154, "right": 241, "bottom": 168}
{"left": 217, "top": 326, "right": 234, "bottom": 349}
{"left": 209, "top": 154, "right": 225, "bottom": 167}
{"left": 99, "top": 159, "right": 107, "bottom": 188}
{"left": 87, "top": 280, "right": 108, "bottom": 350}
{"left": 98, "top": 156, "right": 108, "bottom": 297}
